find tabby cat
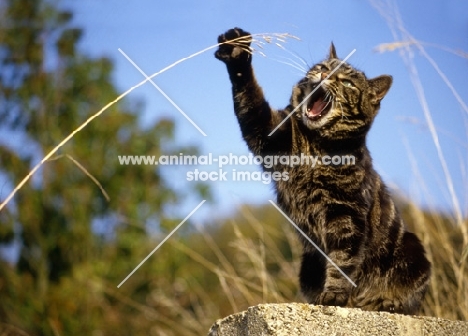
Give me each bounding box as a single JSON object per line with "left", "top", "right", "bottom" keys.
{"left": 215, "top": 28, "right": 431, "bottom": 315}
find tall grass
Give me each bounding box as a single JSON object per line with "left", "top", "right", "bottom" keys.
{"left": 370, "top": 0, "right": 468, "bottom": 319}
{"left": 163, "top": 205, "right": 302, "bottom": 335}
{"left": 124, "top": 199, "right": 467, "bottom": 335}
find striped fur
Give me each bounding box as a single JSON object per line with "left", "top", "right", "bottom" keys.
{"left": 215, "top": 28, "right": 431, "bottom": 315}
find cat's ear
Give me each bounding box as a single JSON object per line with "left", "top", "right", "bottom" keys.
{"left": 368, "top": 75, "right": 392, "bottom": 104}
{"left": 328, "top": 42, "right": 337, "bottom": 59}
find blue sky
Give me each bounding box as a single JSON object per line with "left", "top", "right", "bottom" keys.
{"left": 65, "top": 0, "right": 468, "bottom": 223}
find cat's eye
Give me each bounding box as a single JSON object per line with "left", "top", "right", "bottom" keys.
{"left": 316, "top": 64, "right": 327, "bottom": 71}
{"left": 341, "top": 79, "right": 354, "bottom": 88}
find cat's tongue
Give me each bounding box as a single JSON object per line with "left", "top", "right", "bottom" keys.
{"left": 308, "top": 97, "right": 327, "bottom": 117}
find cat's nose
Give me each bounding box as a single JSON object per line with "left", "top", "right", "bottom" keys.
{"left": 321, "top": 72, "right": 329, "bottom": 80}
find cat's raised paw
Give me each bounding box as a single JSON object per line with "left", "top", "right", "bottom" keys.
{"left": 215, "top": 28, "right": 252, "bottom": 66}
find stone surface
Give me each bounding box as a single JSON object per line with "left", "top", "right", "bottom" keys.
{"left": 208, "top": 303, "right": 468, "bottom": 336}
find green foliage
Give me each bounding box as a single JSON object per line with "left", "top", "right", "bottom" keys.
{"left": 0, "top": 0, "right": 207, "bottom": 334}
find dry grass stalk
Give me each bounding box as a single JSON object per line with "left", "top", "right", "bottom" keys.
{"left": 0, "top": 32, "right": 299, "bottom": 213}
{"left": 370, "top": 0, "right": 468, "bottom": 320}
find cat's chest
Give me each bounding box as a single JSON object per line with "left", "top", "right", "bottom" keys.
{"left": 274, "top": 163, "right": 334, "bottom": 222}
{"left": 273, "top": 158, "right": 364, "bottom": 228}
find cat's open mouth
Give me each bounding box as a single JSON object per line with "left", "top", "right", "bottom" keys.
{"left": 303, "top": 87, "right": 332, "bottom": 120}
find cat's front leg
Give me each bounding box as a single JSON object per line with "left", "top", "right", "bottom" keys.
{"left": 318, "top": 261, "right": 357, "bottom": 307}
{"left": 215, "top": 28, "right": 291, "bottom": 156}
{"left": 317, "top": 261, "right": 354, "bottom": 307}
{"left": 318, "top": 216, "right": 365, "bottom": 307}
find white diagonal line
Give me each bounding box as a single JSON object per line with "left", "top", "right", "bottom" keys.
{"left": 268, "top": 200, "right": 357, "bottom": 287}
{"left": 268, "top": 49, "right": 356, "bottom": 137}
{"left": 118, "top": 48, "right": 207, "bottom": 137}
{"left": 117, "top": 200, "right": 206, "bottom": 288}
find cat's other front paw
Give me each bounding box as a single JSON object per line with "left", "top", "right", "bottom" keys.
{"left": 379, "top": 299, "right": 403, "bottom": 314}
{"left": 317, "top": 291, "right": 349, "bottom": 307}
{"left": 215, "top": 27, "right": 252, "bottom": 66}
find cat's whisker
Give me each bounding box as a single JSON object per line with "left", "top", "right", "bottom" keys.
{"left": 319, "top": 101, "right": 331, "bottom": 114}
{"left": 281, "top": 45, "right": 309, "bottom": 68}
{"left": 337, "top": 102, "right": 348, "bottom": 121}
{"left": 335, "top": 91, "right": 346, "bottom": 101}
{"left": 324, "top": 92, "right": 334, "bottom": 105}
{"left": 276, "top": 56, "right": 308, "bottom": 73}
{"left": 272, "top": 59, "right": 307, "bottom": 75}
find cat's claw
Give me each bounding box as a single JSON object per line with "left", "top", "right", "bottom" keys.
{"left": 215, "top": 27, "right": 252, "bottom": 66}
{"left": 317, "top": 291, "right": 349, "bottom": 307}
{"left": 380, "top": 299, "right": 403, "bottom": 313}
